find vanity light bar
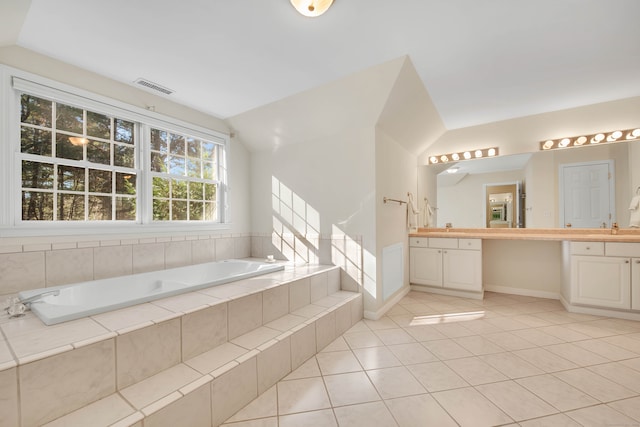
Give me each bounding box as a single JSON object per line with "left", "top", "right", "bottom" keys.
{"left": 540, "top": 127, "right": 640, "bottom": 151}
{"left": 428, "top": 147, "right": 499, "bottom": 165}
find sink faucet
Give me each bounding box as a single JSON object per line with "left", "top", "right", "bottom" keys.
{"left": 611, "top": 222, "right": 619, "bottom": 235}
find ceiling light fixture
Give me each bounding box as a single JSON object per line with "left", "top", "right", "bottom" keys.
{"left": 68, "top": 137, "right": 88, "bottom": 146}
{"left": 290, "top": 0, "right": 334, "bottom": 17}
{"left": 539, "top": 127, "right": 640, "bottom": 151}
{"left": 427, "top": 147, "right": 499, "bottom": 165}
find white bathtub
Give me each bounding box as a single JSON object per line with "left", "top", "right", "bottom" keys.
{"left": 18, "top": 259, "right": 284, "bottom": 325}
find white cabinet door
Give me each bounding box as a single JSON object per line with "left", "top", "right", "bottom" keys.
{"left": 571, "top": 256, "right": 631, "bottom": 309}
{"left": 633, "top": 258, "right": 640, "bottom": 310}
{"left": 409, "top": 247, "right": 442, "bottom": 286}
{"left": 443, "top": 249, "right": 482, "bottom": 292}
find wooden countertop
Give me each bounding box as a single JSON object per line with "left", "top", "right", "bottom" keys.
{"left": 409, "top": 228, "right": 640, "bottom": 243}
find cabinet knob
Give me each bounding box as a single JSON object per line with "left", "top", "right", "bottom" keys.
{"left": 438, "top": 250, "right": 441, "bottom": 253}
{"left": 444, "top": 250, "right": 448, "bottom": 254}
{"left": 636, "top": 260, "right": 640, "bottom": 264}
{"left": 585, "top": 247, "right": 590, "bottom": 250}
{"left": 625, "top": 260, "right": 630, "bottom": 264}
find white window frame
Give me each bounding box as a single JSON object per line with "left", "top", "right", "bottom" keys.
{"left": 0, "top": 65, "right": 230, "bottom": 237}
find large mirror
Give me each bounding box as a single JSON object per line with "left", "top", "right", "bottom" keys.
{"left": 418, "top": 140, "right": 640, "bottom": 229}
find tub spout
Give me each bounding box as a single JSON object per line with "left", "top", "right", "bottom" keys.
{"left": 20, "top": 289, "right": 60, "bottom": 305}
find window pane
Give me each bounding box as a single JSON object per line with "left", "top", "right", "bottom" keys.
{"left": 169, "top": 156, "right": 185, "bottom": 176}
{"left": 22, "top": 191, "right": 54, "bottom": 220}
{"left": 169, "top": 134, "right": 185, "bottom": 156}
{"left": 153, "top": 198, "right": 170, "bottom": 220}
{"left": 202, "top": 142, "right": 216, "bottom": 161}
{"left": 22, "top": 161, "right": 54, "bottom": 189}
{"left": 58, "top": 193, "right": 85, "bottom": 220}
{"left": 87, "top": 139, "right": 111, "bottom": 165}
{"left": 189, "top": 182, "right": 203, "bottom": 200}
{"left": 204, "top": 183, "right": 217, "bottom": 201}
{"left": 151, "top": 129, "right": 167, "bottom": 152}
{"left": 88, "top": 195, "right": 112, "bottom": 220}
{"left": 57, "top": 165, "right": 85, "bottom": 191}
{"left": 21, "top": 94, "right": 52, "bottom": 127}
{"left": 172, "top": 200, "right": 187, "bottom": 220}
{"left": 189, "top": 201, "right": 203, "bottom": 220}
{"left": 187, "top": 138, "right": 200, "bottom": 158}
{"left": 203, "top": 161, "right": 215, "bottom": 180}
{"left": 115, "top": 119, "right": 134, "bottom": 144}
{"left": 114, "top": 144, "right": 135, "bottom": 168}
{"left": 153, "top": 177, "right": 170, "bottom": 198}
{"left": 151, "top": 152, "right": 167, "bottom": 172}
{"left": 187, "top": 159, "right": 201, "bottom": 177}
{"left": 204, "top": 202, "right": 217, "bottom": 221}
{"left": 116, "top": 197, "right": 136, "bottom": 220}
{"left": 21, "top": 127, "right": 52, "bottom": 156}
{"left": 171, "top": 179, "right": 187, "bottom": 199}
{"left": 88, "top": 169, "right": 112, "bottom": 194}
{"left": 56, "top": 134, "right": 84, "bottom": 161}
{"left": 115, "top": 173, "right": 136, "bottom": 195}
{"left": 56, "top": 103, "right": 83, "bottom": 134}
{"left": 87, "top": 111, "right": 111, "bottom": 139}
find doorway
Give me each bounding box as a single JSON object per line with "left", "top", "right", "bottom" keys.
{"left": 559, "top": 160, "right": 614, "bottom": 228}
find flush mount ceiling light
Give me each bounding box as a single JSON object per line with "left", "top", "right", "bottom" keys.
{"left": 540, "top": 127, "right": 640, "bottom": 151}
{"left": 428, "top": 147, "right": 499, "bottom": 165}
{"left": 290, "top": 0, "right": 334, "bottom": 17}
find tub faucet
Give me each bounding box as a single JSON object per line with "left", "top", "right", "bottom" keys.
{"left": 19, "top": 289, "right": 60, "bottom": 305}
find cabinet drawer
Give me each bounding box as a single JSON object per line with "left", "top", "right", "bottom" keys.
{"left": 570, "top": 242, "right": 604, "bottom": 256}
{"left": 428, "top": 238, "right": 458, "bottom": 249}
{"left": 458, "top": 239, "right": 481, "bottom": 251}
{"left": 409, "top": 237, "right": 428, "bottom": 248}
{"left": 606, "top": 243, "right": 640, "bottom": 257}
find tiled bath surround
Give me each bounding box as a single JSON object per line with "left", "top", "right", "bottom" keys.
{"left": 0, "top": 263, "right": 363, "bottom": 426}
{"left": 0, "top": 232, "right": 362, "bottom": 299}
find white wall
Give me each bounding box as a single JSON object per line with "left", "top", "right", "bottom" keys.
{"left": 374, "top": 129, "right": 417, "bottom": 317}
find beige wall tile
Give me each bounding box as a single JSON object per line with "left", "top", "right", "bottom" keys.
{"left": 310, "top": 273, "right": 328, "bottom": 303}
{"left": 0, "top": 251, "right": 45, "bottom": 295}
{"left": 19, "top": 340, "right": 116, "bottom": 426}
{"left": 289, "top": 278, "right": 310, "bottom": 312}
{"left": 316, "top": 311, "right": 337, "bottom": 352}
{"left": 45, "top": 248, "right": 94, "bottom": 286}
{"left": 228, "top": 293, "right": 263, "bottom": 340}
{"left": 0, "top": 368, "right": 18, "bottom": 427}
{"left": 116, "top": 319, "right": 181, "bottom": 389}
{"left": 291, "top": 323, "right": 316, "bottom": 371}
{"left": 263, "top": 285, "right": 289, "bottom": 324}
{"left": 335, "top": 303, "right": 352, "bottom": 336}
{"left": 257, "top": 337, "right": 291, "bottom": 394}
{"left": 42, "top": 394, "right": 134, "bottom": 427}
{"left": 145, "top": 384, "right": 211, "bottom": 427}
{"left": 211, "top": 357, "right": 258, "bottom": 427}
{"left": 93, "top": 245, "right": 133, "bottom": 280}
{"left": 234, "top": 236, "right": 251, "bottom": 258}
{"left": 165, "top": 241, "right": 192, "bottom": 269}
{"left": 182, "top": 304, "right": 228, "bottom": 360}
{"left": 132, "top": 243, "right": 165, "bottom": 274}
{"left": 192, "top": 239, "right": 216, "bottom": 264}
{"left": 351, "top": 294, "right": 364, "bottom": 325}
{"left": 328, "top": 268, "right": 341, "bottom": 294}
{"left": 215, "top": 237, "right": 234, "bottom": 261}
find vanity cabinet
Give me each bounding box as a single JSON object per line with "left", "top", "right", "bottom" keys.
{"left": 409, "top": 237, "right": 482, "bottom": 293}
{"left": 568, "top": 242, "right": 640, "bottom": 310}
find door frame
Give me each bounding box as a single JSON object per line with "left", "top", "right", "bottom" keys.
{"left": 558, "top": 159, "right": 615, "bottom": 228}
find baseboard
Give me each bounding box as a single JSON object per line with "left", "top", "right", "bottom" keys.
{"left": 560, "top": 294, "right": 640, "bottom": 321}
{"left": 484, "top": 284, "right": 560, "bottom": 300}
{"left": 410, "top": 285, "right": 484, "bottom": 300}
{"left": 364, "top": 285, "right": 410, "bottom": 320}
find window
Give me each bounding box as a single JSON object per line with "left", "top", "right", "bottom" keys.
{"left": 5, "top": 70, "right": 229, "bottom": 233}
{"left": 20, "top": 94, "right": 138, "bottom": 221}
{"left": 150, "top": 128, "right": 220, "bottom": 221}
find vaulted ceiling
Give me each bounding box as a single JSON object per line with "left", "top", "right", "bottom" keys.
{"left": 3, "top": 0, "right": 640, "bottom": 151}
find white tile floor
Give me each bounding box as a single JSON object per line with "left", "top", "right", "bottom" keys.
{"left": 220, "top": 291, "right": 640, "bottom": 427}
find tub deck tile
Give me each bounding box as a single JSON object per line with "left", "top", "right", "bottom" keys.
{"left": 42, "top": 394, "right": 134, "bottom": 427}
{"left": 120, "top": 363, "right": 201, "bottom": 410}
{"left": 151, "top": 291, "right": 224, "bottom": 314}
{"left": 185, "top": 342, "right": 247, "bottom": 375}
{"left": 231, "top": 326, "right": 281, "bottom": 350}
{"left": 92, "top": 303, "right": 175, "bottom": 332}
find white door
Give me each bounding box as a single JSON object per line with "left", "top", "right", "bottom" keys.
{"left": 560, "top": 161, "right": 613, "bottom": 228}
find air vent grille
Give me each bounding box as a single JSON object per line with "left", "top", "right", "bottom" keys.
{"left": 133, "top": 78, "right": 174, "bottom": 95}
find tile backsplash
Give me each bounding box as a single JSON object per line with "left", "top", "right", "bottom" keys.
{"left": 0, "top": 231, "right": 363, "bottom": 299}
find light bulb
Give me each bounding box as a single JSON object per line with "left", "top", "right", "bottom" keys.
{"left": 487, "top": 148, "right": 496, "bottom": 157}
{"left": 463, "top": 152, "right": 471, "bottom": 160}
{"left": 543, "top": 140, "right": 554, "bottom": 150}
{"left": 429, "top": 156, "right": 438, "bottom": 164}
{"left": 452, "top": 153, "right": 460, "bottom": 161}
{"left": 559, "top": 138, "right": 570, "bottom": 147}
{"left": 474, "top": 150, "right": 483, "bottom": 158}
{"left": 574, "top": 136, "right": 587, "bottom": 145}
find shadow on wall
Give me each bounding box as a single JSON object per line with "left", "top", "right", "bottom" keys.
{"left": 269, "top": 176, "right": 363, "bottom": 291}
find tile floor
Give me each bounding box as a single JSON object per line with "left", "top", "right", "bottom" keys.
{"left": 220, "top": 291, "right": 640, "bottom": 427}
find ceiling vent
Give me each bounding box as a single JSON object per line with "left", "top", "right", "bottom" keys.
{"left": 133, "top": 78, "right": 174, "bottom": 95}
